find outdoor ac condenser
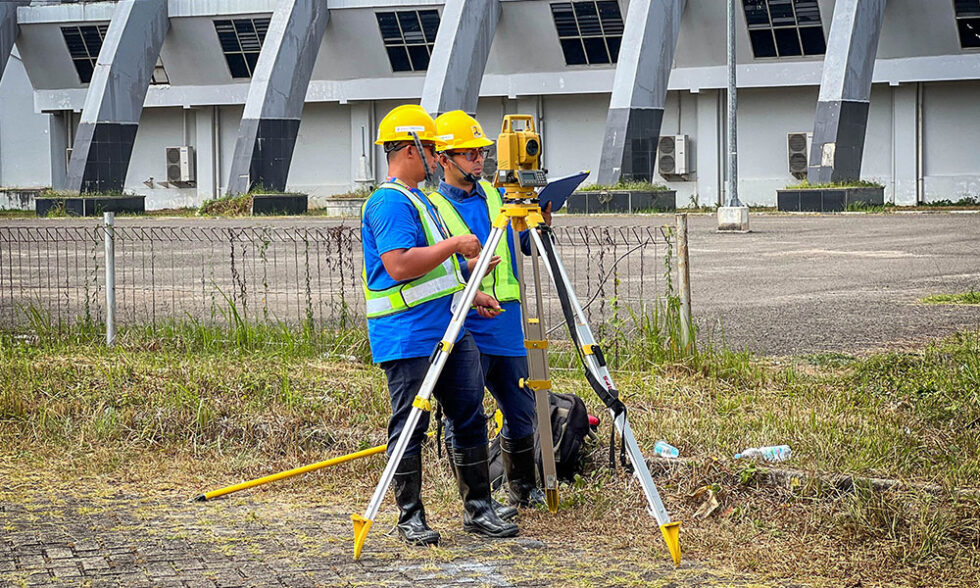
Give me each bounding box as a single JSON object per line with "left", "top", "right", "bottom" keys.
{"left": 658, "top": 135, "right": 690, "bottom": 178}
{"left": 787, "top": 132, "right": 812, "bottom": 179}
{"left": 166, "top": 146, "right": 195, "bottom": 184}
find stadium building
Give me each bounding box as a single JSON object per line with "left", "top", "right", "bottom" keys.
{"left": 0, "top": 0, "right": 978, "bottom": 210}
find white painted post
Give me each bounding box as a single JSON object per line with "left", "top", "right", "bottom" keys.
{"left": 104, "top": 212, "right": 116, "bottom": 346}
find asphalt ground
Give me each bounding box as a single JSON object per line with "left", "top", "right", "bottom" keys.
{"left": 3, "top": 211, "right": 978, "bottom": 355}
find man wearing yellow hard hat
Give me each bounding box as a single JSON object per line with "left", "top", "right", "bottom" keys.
{"left": 428, "top": 110, "right": 553, "bottom": 512}
{"left": 360, "top": 104, "right": 519, "bottom": 547}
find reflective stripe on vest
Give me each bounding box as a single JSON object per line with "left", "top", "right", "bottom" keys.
{"left": 428, "top": 180, "right": 521, "bottom": 303}
{"left": 361, "top": 181, "right": 465, "bottom": 318}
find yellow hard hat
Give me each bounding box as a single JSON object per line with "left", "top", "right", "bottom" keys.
{"left": 375, "top": 104, "right": 445, "bottom": 146}
{"left": 434, "top": 110, "right": 494, "bottom": 152}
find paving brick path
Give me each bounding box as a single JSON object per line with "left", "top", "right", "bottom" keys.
{"left": 0, "top": 489, "right": 761, "bottom": 587}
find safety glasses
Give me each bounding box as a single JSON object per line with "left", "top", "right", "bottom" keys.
{"left": 447, "top": 147, "right": 490, "bottom": 162}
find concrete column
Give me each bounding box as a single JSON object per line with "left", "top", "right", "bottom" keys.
{"left": 696, "top": 90, "right": 722, "bottom": 206}
{"left": 0, "top": 1, "right": 28, "bottom": 82}
{"left": 807, "top": 0, "right": 886, "bottom": 184}
{"left": 891, "top": 84, "right": 919, "bottom": 206}
{"left": 49, "top": 112, "right": 69, "bottom": 190}
{"left": 195, "top": 107, "right": 216, "bottom": 200}
{"left": 420, "top": 0, "right": 500, "bottom": 116}
{"left": 65, "top": 0, "right": 169, "bottom": 194}
{"left": 596, "top": 0, "right": 686, "bottom": 186}
{"left": 349, "top": 102, "right": 374, "bottom": 187}
{"left": 226, "top": 0, "right": 330, "bottom": 195}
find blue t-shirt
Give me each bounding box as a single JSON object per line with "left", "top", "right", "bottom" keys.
{"left": 437, "top": 180, "right": 526, "bottom": 357}
{"left": 361, "top": 180, "right": 467, "bottom": 363}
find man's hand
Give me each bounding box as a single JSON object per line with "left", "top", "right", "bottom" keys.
{"left": 541, "top": 201, "right": 553, "bottom": 226}
{"left": 451, "top": 235, "right": 482, "bottom": 259}
{"left": 473, "top": 291, "right": 502, "bottom": 318}
{"left": 467, "top": 255, "right": 501, "bottom": 277}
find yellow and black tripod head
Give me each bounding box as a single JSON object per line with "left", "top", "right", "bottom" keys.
{"left": 493, "top": 115, "right": 548, "bottom": 203}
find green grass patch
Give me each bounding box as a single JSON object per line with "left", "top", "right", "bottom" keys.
{"left": 577, "top": 181, "right": 671, "bottom": 192}
{"left": 784, "top": 179, "right": 884, "bottom": 190}
{"left": 921, "top": 290, "right": 980, "bottom": 305}
{"left": 198, "top": 194, "right": 252, "bottom": 216}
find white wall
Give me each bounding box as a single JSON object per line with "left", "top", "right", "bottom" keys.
{"left": 287, "top": 102, "right": 352, "bottom": 201}
{"left": 539, "top": 93, "right": 608, "bottom": 185}
{"left": 0, "top": 51, "right": 51, "bottom": 189}
{"left": 922, "top": 81, "right": 980, "bottom": 202}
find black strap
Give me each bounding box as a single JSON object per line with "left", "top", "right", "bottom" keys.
{"left": 435, "top": 401, "right": 444, "bottom": 459}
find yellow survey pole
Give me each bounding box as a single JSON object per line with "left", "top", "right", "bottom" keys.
{"left": 193, "top": 444, "right": 387, "bottom": 502}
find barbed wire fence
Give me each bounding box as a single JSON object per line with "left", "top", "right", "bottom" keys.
{"left": 0, "top": 216, "right": 691, "bottom": 357}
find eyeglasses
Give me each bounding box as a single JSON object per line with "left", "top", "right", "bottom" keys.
{"left": 385, "top": 142, "right": 436, "bottom": 155}
{"left": 447, "top": 147, "right": 490, "bottom": 162}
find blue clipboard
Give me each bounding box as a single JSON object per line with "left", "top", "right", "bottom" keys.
{"left": 537, "top": 170, "right": 590, "bottom": 212}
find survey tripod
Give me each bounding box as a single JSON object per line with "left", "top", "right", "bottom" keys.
{"left": 351, "top": 116, "right": 681, "bottom": 565}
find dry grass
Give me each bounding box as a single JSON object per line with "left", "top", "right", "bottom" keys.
{"left": 1, "top": 329, "right": 978, "bottom": 586}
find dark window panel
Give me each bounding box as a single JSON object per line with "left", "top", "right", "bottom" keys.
{"left": 768, "top": 0, "right": 795, "bottom": 26}
{"left": 582, "top": 36, "right": 609, "bottom": 64}
{"left": 236, "top": 21, "right": 262, "bottom": 52}
{"left": 954, "top": 0, "right": 980, "bottom": 17}
{"left": 73, "top": 58, "right": 95, "bottom": 83}
{"left": 376, "top": 13, "right": 402, "bottom": 43}
{"left": 606, "top": 35, "right": 621, "bottom": 63}
{"left": 62, "top": 28, "right": 86, "bottom": 57}
{"left": 574, "top": 1, "right": 602, "bottom": 36}
{"left": 959, "top": 17, "right": 980, "bottom": 48}
{"left": 244, "top": 52, "right": 259, "bottom": 75}
{"left": 419, "top": 10, "right": 440, "bottom": 43}
{"left": 597, "top": 0, "right": 624, "bottom": 36}
{"left": 793, "top": 0, "right": 822, "bottom": 24}
{"left": 386, "top": 46, "right": 412, "bottom": 72}
{"left": 551, "top": 3, "right": 579, "bottom": 37}
{"left": 749, "top": 28, "right": 777, "bottom": 57}
{"left": 398, "top": 11, "right": 425, "bottom": 45}
{"left": 407, "top": 44, "right": 430, "bottom": 70}
{"left": 214, "top": 21, "right": 241, "bottom": 52}
{"left": 225, "top": 53, "right": 250, "bottom": 78}
{"left": 799, "top": 25, "right": 826, "bottom": 55}
{"left": 559, "top": 37, "right": 587, "bottom": 65}
{"left": 774, "top": 27, "right": 802, "bottom": 56}
{"left": 253, "top": 17, "right": 270, "bottom": 42}
{"left": 743, "top": 0, "right": 771, "bottom": 27}
{"left": 97, "top": 24, "right": 109, "bottom": 37}
{"left": 81, "top": 26, "right": 104, "bottom": 56}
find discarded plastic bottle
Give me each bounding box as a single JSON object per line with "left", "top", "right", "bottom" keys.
{"left": 734, "top": 445, "right": 792, "bottom": 462}
{"left": 654, "top": 440, "right": 680, "bottom": 459}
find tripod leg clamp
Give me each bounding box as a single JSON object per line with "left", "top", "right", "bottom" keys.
{"left": 412, "top": 396, "right": 432, "bottom": 412}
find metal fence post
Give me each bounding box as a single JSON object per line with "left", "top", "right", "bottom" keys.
{"left": 104, "top": 212, "right": 116, "bottom": 346}
{"left": 676, "top": 214, "right": 692, "bottom": 349}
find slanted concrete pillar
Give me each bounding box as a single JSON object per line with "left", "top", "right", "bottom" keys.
{"left": 420, "top": 0, "right": 500, "bottom": 116}
{"left": 1, "top": 2, "right": 29, "bottom": 82}
{"left": 226, "top": 0, "right": 329, "bottom": 195}
{"left": 65, "top": 0, "right": 168, "bottom": 194}
{"left": 807, "top": 0, "right": 886, "bottom": 184}
{"left": 597, "top": 0, "right": 686, "bottom": 186}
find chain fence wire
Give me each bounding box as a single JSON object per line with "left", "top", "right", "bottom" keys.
{"left": 0, "top": 222, "right": 677, "bottom": 340}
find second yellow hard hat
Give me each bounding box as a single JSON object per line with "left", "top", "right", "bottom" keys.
{"left": 434, "top": 110, "right": 494, "bottom": 152}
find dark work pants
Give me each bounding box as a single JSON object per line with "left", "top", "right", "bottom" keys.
{"left": 380, "top": 332, "right": 488, "bottom": 457}
{"left": 446, "top": 353, "right": 535, "bottom": 447}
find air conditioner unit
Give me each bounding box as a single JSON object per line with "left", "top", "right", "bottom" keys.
{"left": 166, "top": 146, "right": 195, "bottom": 184}
{"left": 787, "top": 132, "right": 812, "bottom": 179}
{"left": 658, "top": 135, "right": 690, "bottom": 178}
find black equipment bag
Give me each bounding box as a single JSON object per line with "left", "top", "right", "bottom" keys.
{"left": 488, "top": 391, "right": 594, "bottom": 490}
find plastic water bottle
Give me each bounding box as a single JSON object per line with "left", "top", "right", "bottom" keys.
{"left": 734, "top": 445, "right": 792, "bottom": 462}
{"left": 654, "top": 440, "right": 679, "bottom": 458}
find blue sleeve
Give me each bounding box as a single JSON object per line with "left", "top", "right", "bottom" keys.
{"left": 459, "top": 253, "right": 471, "bottom": 281}
{"left": 365, "top": 190, "right": 422, "bottom": 256}
{"left": 519, "top": 229, "right": 532, "bottom": 255}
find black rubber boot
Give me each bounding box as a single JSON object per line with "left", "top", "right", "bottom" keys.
{"left": 454, "top": 444, "right": 519, "bottom": 538}
{"left": 501, "top": 434, "right": 547, "bottom": 508}
{"left": 392, "top": 453, "right": 440, "bottom": 546}
{"left": 445, "top": 439, "right": 518, "bottom": 521}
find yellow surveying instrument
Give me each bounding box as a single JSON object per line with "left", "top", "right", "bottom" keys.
{"left": 352, "top": 115, "right": 681, "bottom": 565}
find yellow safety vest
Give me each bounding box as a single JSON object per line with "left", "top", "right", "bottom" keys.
{"left": 361, "top": 181, "right": 465, "bottom": 318}
{"left": 428, "top": 180, "right": 521, "bottom": 303}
